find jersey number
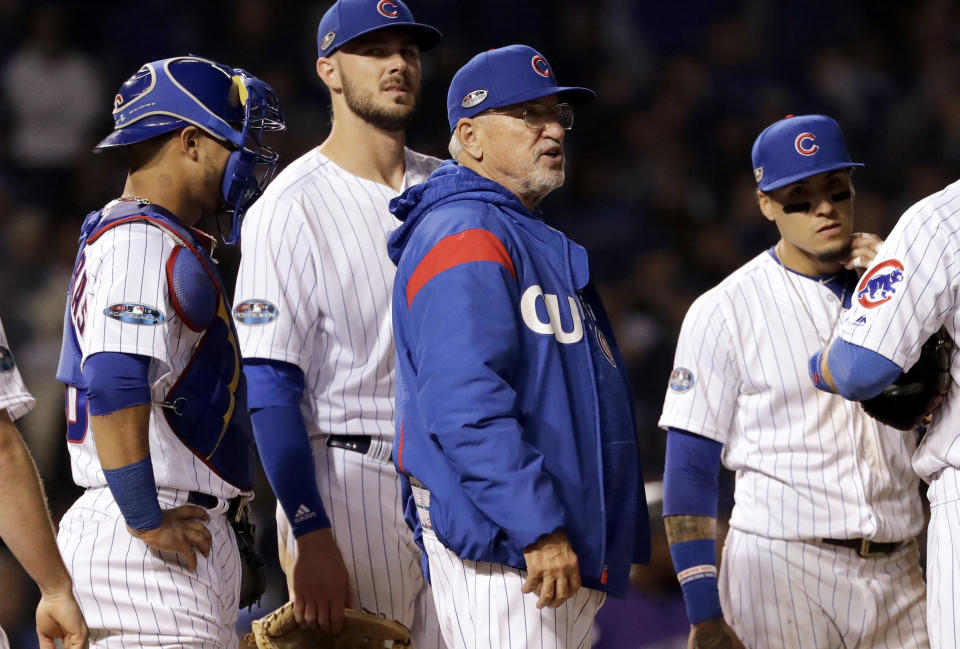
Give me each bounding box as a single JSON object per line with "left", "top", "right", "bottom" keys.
{"left": 65, "top": 386, "right": 88, "bottom": 443}
{"left": 70, "top": 252, "right": 88, "bottom": 336}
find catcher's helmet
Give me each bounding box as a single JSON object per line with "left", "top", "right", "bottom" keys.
{"left": 96, "top": 55, "right": 286, "bottom": 244}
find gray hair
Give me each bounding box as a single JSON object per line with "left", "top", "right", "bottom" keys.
{"left": 447, "top": 131, "right": 463, "bottom": 161}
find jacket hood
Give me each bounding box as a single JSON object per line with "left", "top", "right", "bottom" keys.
{"left": 387, "top": 161, "right": 533, "bottom": 264}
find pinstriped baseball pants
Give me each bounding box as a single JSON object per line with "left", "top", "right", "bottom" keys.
{"left": 277, "top": 439, "right": 444, "bottom": 648}
{"left": 720, "top": 528, "right": 928, "bottom": 649}
{"left": 421, "top": 528, "right": 605, "bottom": 649}
{"left": 57, "top": 487, "right": 241, "bottom": 648}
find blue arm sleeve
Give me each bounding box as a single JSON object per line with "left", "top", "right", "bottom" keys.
{"left": 827, "top": 338, "right": 903, "bottom": 401}
{"left": 85, "top": 352, "right": 151, "bottom": 416}
{"left": 245, "top": 359, "right": 330, "bottom": 535}
{"left": 662, "top": 428, "right": 722, "bottom": 518}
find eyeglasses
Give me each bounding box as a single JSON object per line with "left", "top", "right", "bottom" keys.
{"left": 484, "top": 103, "right": 576, "bottom": 131}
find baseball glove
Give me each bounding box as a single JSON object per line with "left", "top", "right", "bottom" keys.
{"left": 860, "top": 328, "right": 954, "bottom": 430}
{"left": 245, "top": 602, "right": 412, "bottom": 649}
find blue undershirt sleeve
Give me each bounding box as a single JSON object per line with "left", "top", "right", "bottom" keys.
{"left": 662, "top": 428, "right": 722, "bottom": 518}
{"left": 245, "top": 359, "right": 330, "bottom": 534}
{"left": 827, "top": 338, "right": 903, "bottom": 401}
{"left": 85, "top": 352, "right": 151, "bottom": 416}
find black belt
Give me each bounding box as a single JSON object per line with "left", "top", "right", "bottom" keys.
{"left": 187, "top": 491, "right": 245, "bottom": 520}
{"left": 821, "top": 538, "right": 903, "bottom": 558}
{"left": 326, "top": 434, "right": 372, "bottom": 455}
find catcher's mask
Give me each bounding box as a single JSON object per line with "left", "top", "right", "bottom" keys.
{"left": 95, "top": 55, "right": 286, "bottom": 244}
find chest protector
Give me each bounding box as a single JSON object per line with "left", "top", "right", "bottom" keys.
{"left": 57, "top": 201, "right": 254, "bottom": 490}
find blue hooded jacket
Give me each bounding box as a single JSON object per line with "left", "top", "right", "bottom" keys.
{"left": 387, "top": 162, "right": 649, "bottom": 597}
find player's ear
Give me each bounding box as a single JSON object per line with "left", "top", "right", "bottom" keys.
{"left": 178, "top": 126, "right": 203, "bottom": 162}
{"left": 456, "top": 119, "right": 483, "bottom": 161}
{"left": 757, "top": 190, "right": 776, "bottom": 222}
{"left": 316, "top": 57, "right": 341, "bottom": 92}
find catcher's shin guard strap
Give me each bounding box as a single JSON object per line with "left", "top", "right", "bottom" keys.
{"left": 669, "top": 538, "right": 723, "bottom": 625}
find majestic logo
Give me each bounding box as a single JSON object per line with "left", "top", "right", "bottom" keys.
{"left": 668, "top": 367, "right": 695, "bottom": 392}
{"left": 233, "top": 299, "right": 279, "bottom": 325}
{"left": 531, "top": 55, "right": 551, "bottom": 78}
{"left": 854, "top": 315, "right": 867, "bottom": 325}
{"left": 461, "top": 89, "right": 489, "bottom": 109}
{"left": 104, "top": 303, "right": 166, "bottom": 325}
{"left": 377, "top": 0, "right": 399, "bottom": 18}
{"left": 794, "top": 132, "right": 819, "bottom": 156}
{"left": 320, "top": 30, "right": 336, "bottom": 50}
{"left": 520, "top": 285, "right": 583, "bottom": 344}
{"left": 857, "top": 259, "right": 905, "bottom": 308}
{"left": 0, "top": 346, "right": 14, "bottom": 372}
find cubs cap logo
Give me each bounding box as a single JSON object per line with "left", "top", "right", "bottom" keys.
{"left": 377, "top": 0, "right": 400, "bottom": 18}
{"left": 794, "top": 132, "right": 819, "bottom": 156}
{"left": 531, "top": 55, "right": 550, "bottom": 77}
{"left": 105, "top": 303, "right": 166, "bottom": 325}
{"left": 461, "top": 89, "right": 488, "bottom": 109}
{"left": 320, "top": 30, "right": 336, "bottom": 50}
{"left": 669, "top": 367, "right": 695, "bottom": 392}
{"left": 233, "top": 299, "right": 279, "bottom": 325}
{"left": 856, "top": 259, "right": 905, "bottom": 308}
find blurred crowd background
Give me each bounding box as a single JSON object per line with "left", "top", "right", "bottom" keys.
{"left": 1, "top": 0, "right": 958, "bottom": 646}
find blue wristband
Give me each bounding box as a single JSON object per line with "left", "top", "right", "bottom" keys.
{"left": 668, "top": 538, "right": 723, "bottom": 625}
{"left": 103, "top": 455, "right": 163, "bottom": 531}
{"left": 808, "top": 348, "right": 836, "bottom": 393}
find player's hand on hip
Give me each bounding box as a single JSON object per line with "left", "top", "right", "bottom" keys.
{"left": 688, "top": 617, "right": 746, "bottom": 649}
{"left": 844, "top": 232, "right": 884, "bottom": 272}
{"left": 35, "top": 587, "right": 89, "bottom": 649}
{"left": 292, "top": 527, "right": 352, "bottom": 633}
{"left": 128, "top": 505, "right": 212, "bottom": 572}
{"left": 521, "top": 529, "right": 581, "bottom": 609}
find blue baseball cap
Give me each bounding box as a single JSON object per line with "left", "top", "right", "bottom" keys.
{"left": 317, "top": 0, "right": 441, "bottom": 57}
{"left": 446, "top": 45, "right": 595, "bottom": 132}
{"left": 751, "top": 114, "right": 863, "bottom": 191}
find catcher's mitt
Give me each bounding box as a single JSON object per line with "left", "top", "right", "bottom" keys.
{"left": 245, "top": 602, "right": 413, "bottom": 649}
{"left": 860, "top": 328, "right": 954, "bottom": 430}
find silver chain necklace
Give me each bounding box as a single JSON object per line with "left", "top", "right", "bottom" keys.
{"left": 119, "top": 194, "right": 151, "bottom": 203}
{"left": 776, "top": 248, "right": 847, "bottom": 346}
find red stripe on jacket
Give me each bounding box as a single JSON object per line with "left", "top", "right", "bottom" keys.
{"left": 406, "top": 229, "right": 516, "bottom": 308}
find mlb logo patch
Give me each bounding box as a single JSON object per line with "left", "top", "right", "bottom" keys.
{"left": 233, "top": 299, "right": 279, "bottom": 325}
{"left": 669, "top": 367, "right": 695, "bottom": 392}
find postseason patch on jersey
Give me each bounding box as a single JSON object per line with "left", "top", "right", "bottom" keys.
{"left": 233, "top": 299, "right": 279, "bottom": 325}
{"left": 857, "top": 259, "right": 904, "bottom": 309}
{"left": 104, "top": 303, "right": 165, "bottom": 325}
{"left": 0, "top": 346, "right": 15, "bottom": 371}
{"left": 669, "top": 367, "right": 695, "bottom": 392}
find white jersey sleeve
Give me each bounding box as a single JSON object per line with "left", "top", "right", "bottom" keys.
{"left": 79, "top": 222, "right": 179, "bottom": 367}
{"left": 233, "top": 193, "right": 321, "bottom": 371}
{"left": 838, "top": 183, "right": 960, "bottom": 369}
{"left": 0, "top": 316, "right": 35, "bottom": 420}
{"left": 659, "top": 288, "right": 740, "bottom": 442}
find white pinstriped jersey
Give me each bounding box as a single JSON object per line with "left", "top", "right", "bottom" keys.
{"left": 838, "top": 179, "right": 960, "bottom": 482}
{"left": 233, "top": 147, "right": 440, "bottom": 439}
{"left": 0, "top": 317, "right": 35, "bottom": 420}
{"left": 67, "top": 208, "right": 240, "bottom": 498}
{"left": 660, "top": 250, "right": 922, "bottom": 542}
